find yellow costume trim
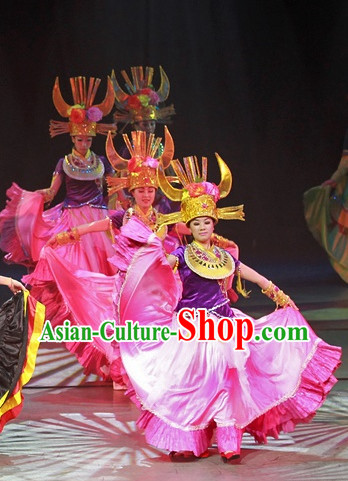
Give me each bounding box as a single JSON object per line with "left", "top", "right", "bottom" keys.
{"left": 157, "top": 154, "right": 245, "bottom": 225}
{"left": 184, "top": 241, "right": 235, "bottom": 280}
{"left": 55, "top": 227, "right": 81, "bottom": 246}
{"left": 261, "top": 281, "right": 292, "bottom": 308}
{"left": 155, "top": 205, "right": 245, "bottom": 227}
{"left": 235, "top": 265, "right": 251, "bottom": 298}
{"left": 0, "top": 292, "right": 45, "bottom": 417}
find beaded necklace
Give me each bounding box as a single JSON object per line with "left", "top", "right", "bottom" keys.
{"left": 63, "top": 149, "right": 104, "bottom": 181}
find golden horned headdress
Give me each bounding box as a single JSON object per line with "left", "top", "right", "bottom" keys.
{"left": 111, "top": 66, "right": 175, "bottom": 125}
{"left": 49, "top": 76, "right": 116, "bottom": 137}
{"left": 157, "top": 154, "right": 245, "bottom": 225}
{"left": 106, "top": 126, "right": 174, "bottom": 192}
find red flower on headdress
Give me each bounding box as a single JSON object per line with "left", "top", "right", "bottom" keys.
{"left": 140, "top": 88, "right": 152, "bottom": 96}
{"left": 186, "top": 183, "right": 206, "bottom": 197}
{"left": 128, "top": 157, "right": 142, "bottom": 173}
{"left": 127, "top": 95, "right": 142, "bottom": 110}
{"left": 70, "top": 108, "right": 86, "bottom": 124}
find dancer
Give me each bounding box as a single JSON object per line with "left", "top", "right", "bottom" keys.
{"left": 304, "top": 129, "right": 348, "bottom": 282}
{"left": 113, "top": 154, "right": 341, "bottom": 462}
{"left": 110, "top": 65, "right": 177, "bottom": 213}
{"left": 37, "top": 128, "right": 176, "bottom": 381}
{"left": 0, "top": 277, "right": 45, "bottom": 432}
{"left": 105, "top": 125, "right": 188, "bottom": 253}
{"left": 0, "top": 76, "right": 119, "bottom": 332}
{"left": 0, "top": 75, "right": 116, "bottom": 275}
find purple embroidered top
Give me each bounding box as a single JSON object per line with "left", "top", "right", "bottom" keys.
{"left": 55, "top": 156, "right": 113, "bottom": 208}
{"left": 172, "top": 245, "right": 239, "bottom": 317}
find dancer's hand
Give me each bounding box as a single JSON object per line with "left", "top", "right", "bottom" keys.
{"left": 36, "top": 188, "right": 55, "bottom": 203}
{"left": 285, "top": 297, "right": 298, "bottom": 310}
{"left": 46, "top": 228, "right": 80, "bottom": 248}
{"left": 46, "top": 235, "right": 59, "bottom": 248}
{"left": 9, "top": 278, "right": 26, "bottom": 293}
{"left": 0, "top": 276, "right": 25, "bottom": 293}
{"left": 261, "top": 280, "right": 299, "bottom": 310}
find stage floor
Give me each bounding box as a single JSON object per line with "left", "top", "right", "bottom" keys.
{"left": 0, "top": 382, "right": 347, "bottom": 481}
{"left": 0, "top": 257, "right": 347, "bottom": 480}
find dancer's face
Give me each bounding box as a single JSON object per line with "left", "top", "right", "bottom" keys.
{"left": 189, "top": 217, "right": 215, "bottom": 244}
{"left": 71, "top": 136, "right": 93, "bottom": 156}
{"left": 134, "top": 120, "right": 156, "bottom": 135}
{"left": 132, "top": 186, "right": 156, "bottom": 211}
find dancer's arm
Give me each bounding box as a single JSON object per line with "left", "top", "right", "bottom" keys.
{"left": 0, "top": 275, "right": 25, "bottom": 293}
{"left": 36, "top": 173, "right": 63, "bottom": 203}
{"left": 47, "top": 217, "right": 112, "bottom": 248}
{"left": 239, "top": 262, "right": 297, "bottom": 309}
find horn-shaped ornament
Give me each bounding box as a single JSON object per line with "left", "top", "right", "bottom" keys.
{"left": 215, "top": 153, "right": 232, "bottom": 199}
{"left": 157, "top": 163, "right": 183, "bottom": 202}
{"left": 94, "top": 76, "right": 116, "bottom": 115}
{"left": 105, "top": 131, "right": 129, "bottom": 172}
{"left": 161, "top": 126, "right": 174, "bottom": 168}
{"left": 110, "top": 69, "right": 128, "bottom": 104}
{"left": 105, "top": 126, "right": 174, "bottom": 172}
{"left": 111, "top": 65, "right": 170, "bottom": 104}
{"left": 156, "top": 66, "right": 170, "bottom": 102}
{"left": 52, "top": 76, "right": 115, "bottom": 118}
{"left": 157, "top": 153, "right": 232, "bottom": 202}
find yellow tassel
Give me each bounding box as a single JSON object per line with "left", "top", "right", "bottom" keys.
{"left": 173, "top": 257, "right": 179, "bottom": 273}
{"left": 236, "top": 266, "right": 251, "bottom": 298}
{"left": 108, "top": 217, "right": 116, "bottom": 244}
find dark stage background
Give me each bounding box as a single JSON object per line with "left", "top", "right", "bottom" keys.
{"left": 0, "top": 0, "right": 347, "bottom": 271}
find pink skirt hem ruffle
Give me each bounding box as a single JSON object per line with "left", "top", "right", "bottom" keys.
{"left": 131, "top": 339, "right": 341, "bottom": 456}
